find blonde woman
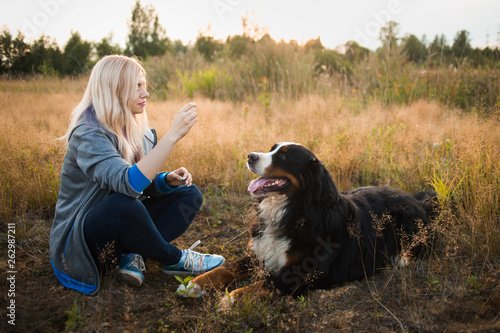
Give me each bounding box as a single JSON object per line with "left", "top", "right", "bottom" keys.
{"left": 50, "top": 55, "right": 224, "bottom": 295}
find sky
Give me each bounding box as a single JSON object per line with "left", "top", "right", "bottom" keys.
{"left": 1, "top": 0, "right": 499, "bottom": 51}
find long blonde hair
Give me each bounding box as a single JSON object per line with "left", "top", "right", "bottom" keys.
{"left": 62, "top": 55, "right": 148, "bottom": 164}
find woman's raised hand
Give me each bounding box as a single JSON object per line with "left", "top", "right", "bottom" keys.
{"left": 168, "top": 102, "right": 198, "bottom": 142}
{"left": 136, "top": 102, "right": 198, "bottom": 180}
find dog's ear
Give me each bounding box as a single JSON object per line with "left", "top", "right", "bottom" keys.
{"left": 307, "top": 157, "right": 339, "bottom": 205}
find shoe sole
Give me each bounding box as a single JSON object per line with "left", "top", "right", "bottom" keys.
{"left": 162, "top": 258, "right": 225, "bottom": 276}
{"left": 115, "top": 271, "right": 143, "bottom": 288}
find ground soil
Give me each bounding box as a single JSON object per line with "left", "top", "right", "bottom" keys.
{"left": 1, "top": 194, "right": 499, "bottom": 333}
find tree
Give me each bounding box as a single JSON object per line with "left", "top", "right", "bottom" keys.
{"left": 225, "top": 34, "right": 252, "bottom": 59}
{"left": 195, "top": 35, "right": 223, "bottom": 61}
{"left": 30, "top": 35, "right": 63, "bottom": 75}
{"left": 125, "top": 0, "right": 170, "bottom": 59}
{"left": 95, "top": 33, "right": 122, "bottom": 59}
{"left": 428, "top": 34, "right": 453, "bottom": 65}
{"left": 379, "top": 21, "right": 400, "bottom": 51}
{"left": 402, "top": 34, "right": 427, "bottom": 63}
{"left": 0, "top": 27, "right": 64, "bottom": 75}
{"left": 0, "top": 28, "right": 13, "bottom": 73}
{"left": 62, "top": 31, "right": 92, "bottom": 75}
{"left": 172, "top": 39, "right": 187, "bottom": 55}
{"left": 304, "top": 37, "right": 324, "bottom": 51}
{"left": 452, "top": 30, "right": 472, "bottom": 59}
{"left": 344, "top": 40, "right": 370, "bottom": 63}
{"left": 9, "top": 32, "right": 31, "bottom": 74}
{"left": 313, "top": 49, "right": 345, "bottom": 74}
{"left": 430, "top": 34, "right": 445, "bottom": 54}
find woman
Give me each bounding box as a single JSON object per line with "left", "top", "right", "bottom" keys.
{"left": 50, "top": 55, "right": 224, "bottom": 295}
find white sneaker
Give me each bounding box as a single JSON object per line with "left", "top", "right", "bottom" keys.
{"left": 162, "top": 240, "right": 225, "bottom": 275}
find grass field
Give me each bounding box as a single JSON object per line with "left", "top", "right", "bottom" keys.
{"left": 0, "top": 77, "right": 499, "bottom": 332}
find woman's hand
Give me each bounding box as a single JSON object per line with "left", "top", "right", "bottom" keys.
{"left": 136, "top": 102, "right": 197, "bottom": 181}
{"left": 166, "top": 167, "right": 193, "bottom": 187}
{"left": 167, "top": 102, "right": 198, "bottom": 143}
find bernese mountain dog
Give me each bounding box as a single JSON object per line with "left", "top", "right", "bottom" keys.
{"left": 177, "top": 143, "right": 437, "bottom": 307}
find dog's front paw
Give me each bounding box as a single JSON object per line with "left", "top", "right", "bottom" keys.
{"left": 217, "top": 293, "right": 235, "bottom": 312}
{"left": 176, "top": 281, "right": 206, "bottom": 298}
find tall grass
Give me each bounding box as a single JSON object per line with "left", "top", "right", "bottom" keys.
{"left": 0, "top": 79, "right": 85, "bottom": 221}
{"left": 347, "top": 50, "right": 500, "bottom": 116}
{"left": 146, "top": 39, "right": 318, "bottom": 103}
{"left": 1, "top": 77, "right": 499, "bottom": 258}
{"left": 144, "top": 41, "right": 500, "bottom": 118}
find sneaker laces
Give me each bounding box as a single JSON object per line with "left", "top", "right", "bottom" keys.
{"left": 128, "top": 254, "right": 146, "bottom": 273}
{"left": 183, "top": 240, "right": 208, "bottom": 272}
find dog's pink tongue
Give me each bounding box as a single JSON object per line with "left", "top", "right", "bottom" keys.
{"left": 248, "top": 178, "right": 271, "bottom": 193}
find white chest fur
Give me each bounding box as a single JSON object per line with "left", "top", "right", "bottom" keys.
{"left": 251, "top": 195, "right": 290, "bottom": 271}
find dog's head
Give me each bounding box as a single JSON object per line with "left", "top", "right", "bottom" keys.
{"left": 247, "top": 142, "right": 330, "bottom": 197}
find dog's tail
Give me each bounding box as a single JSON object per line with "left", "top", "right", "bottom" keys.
{"left": 413, "top": 191, "right": 439, "bottom": 220}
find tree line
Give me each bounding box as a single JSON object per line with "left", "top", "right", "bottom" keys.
{"left": 0, "top": 1, "right": 171, "bottom": 76}
{"left": 1, "top": 1, "right": 499, "bottom": 77}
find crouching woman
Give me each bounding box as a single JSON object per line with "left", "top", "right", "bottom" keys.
{"left": 50, "top": 55, "right": 224, "bottom": 295}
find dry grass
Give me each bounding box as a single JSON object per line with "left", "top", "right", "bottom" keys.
{"left": 0, "top": 77, "right": 499, "bottom": 331}
{"left": 0, "top": 81, "right": 83, "bottom": 221}
{"left": 1, "top": 77, "right": 499, "bottom": 252}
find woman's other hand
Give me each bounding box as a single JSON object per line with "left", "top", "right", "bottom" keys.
{"left": 166, "top": 167, "right": 192, "bottom": 187}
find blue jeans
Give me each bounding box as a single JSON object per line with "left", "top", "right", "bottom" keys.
{"left": 83, "top": 185, "right": 203, "bottom": 270}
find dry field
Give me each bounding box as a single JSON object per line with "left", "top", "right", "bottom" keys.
{"left": 0, "top": 77, "right": 499, "bottom": 332}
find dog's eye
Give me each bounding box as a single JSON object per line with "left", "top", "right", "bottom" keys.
{"left": 279, "top": 153, "right": 286, "bottom": 160}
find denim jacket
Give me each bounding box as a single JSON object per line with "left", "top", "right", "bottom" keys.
{"left": 49, "top": 107, "right": 175, "bottom": 295}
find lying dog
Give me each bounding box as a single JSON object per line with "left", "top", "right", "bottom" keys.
{"left": 177, "top": 143, "right": 437, "bottom": 305}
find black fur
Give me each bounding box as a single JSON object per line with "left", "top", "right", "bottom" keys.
{"left": 248, "top": 143, "right": 437, "bottom": 295}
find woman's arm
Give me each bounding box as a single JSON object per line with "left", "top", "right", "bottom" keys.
{"left": 136, "top": 102, "right": 197, "bottom": 181}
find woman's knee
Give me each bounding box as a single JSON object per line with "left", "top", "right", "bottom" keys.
{"left": 141, "top": 185, "right": 204, "bottom": 238}
{"left": 184, "top": 184, "right": 203, "bottom": 210}
{"left": 175, "top": 185, "right": 203, "bottom": 225}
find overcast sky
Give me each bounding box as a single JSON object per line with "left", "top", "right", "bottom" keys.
{"left": 1, "top": 0, "right": 499, "bottom": 50}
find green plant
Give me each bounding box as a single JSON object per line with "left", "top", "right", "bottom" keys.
{"left": 226, "top": 293, "right": 273, "bottom": 328}
{"left": 157, "top": 319, "right": 170, "bottom": 332}
{"left": 258, "top": 76, "right": 271, "bottom": 112}
{"left": 430, "top": 172, "right": 456, "bottom": 207}
{"left": 466, "top": 273, "right": 482, "bottom": 294}
{"left": 426, "top": 276, "right": 442, "bottom": 292}
{"left": 65, "top": 299, "right": 84, "bottom": 331}
{"left": 297, "top": 295, "right": 307, "bottom": 309}
{"left": 174, "top": 275, "right": 196, "bottom": 297}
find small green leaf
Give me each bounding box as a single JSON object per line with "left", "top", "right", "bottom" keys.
{"left": 174, "top": 275, "right": 186, "bottom": 285}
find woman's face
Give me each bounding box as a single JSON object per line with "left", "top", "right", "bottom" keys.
{"left": 130, "top": 72, "right": 149, "bottom": 115}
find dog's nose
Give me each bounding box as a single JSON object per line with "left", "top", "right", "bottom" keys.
{"left": 248, "top": 153, "right": 259, "bottom": 162}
